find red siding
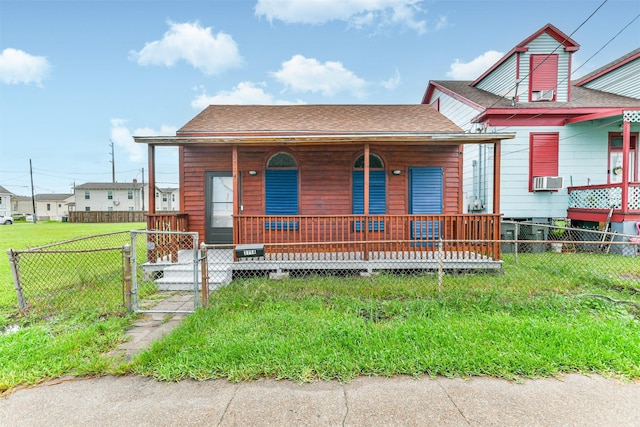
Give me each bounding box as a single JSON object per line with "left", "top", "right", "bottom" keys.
{"left": 181, "top": 143, "right": 462, "bottom": 240}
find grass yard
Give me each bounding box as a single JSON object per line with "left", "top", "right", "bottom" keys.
{"left": 133, "top": 261, "right": 640, "bottom": 383}
{"left": 0, "top": 221, "right": 144, "bottom": 392}
{"left": 1, "top": 221, "right": 640, "bottom": 392}
{"left": 0, "top": 221, "right": 145, "bottom": 312}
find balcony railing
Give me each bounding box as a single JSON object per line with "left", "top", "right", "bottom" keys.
{"left": 235, "top": 214, "right": 502, "bottom": 261}
{"left": 568, "top": 183, "right": 640, "bottom": 212}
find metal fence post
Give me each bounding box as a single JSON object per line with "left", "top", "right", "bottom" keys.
{"left": 438, "top": 238, "right": 444, "bottom": 295}
{"left": 123, "top": 244, "right": 132, "bottom": 312}
{"left": 200, "top": 243, "right": 208, "bottom": 308}
{"left": 514, "top": 222, "right": 520, "bottom": 263}
{"left": 7, "top": 249, "right": 27, "bottom": 311}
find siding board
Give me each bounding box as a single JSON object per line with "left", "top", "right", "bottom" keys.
{"left": 181, "top": 143, "right": 462, "bottom": 239}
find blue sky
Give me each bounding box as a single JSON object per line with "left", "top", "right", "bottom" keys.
{"left": 1, "top": 0, "right": 639, "bottom": 195}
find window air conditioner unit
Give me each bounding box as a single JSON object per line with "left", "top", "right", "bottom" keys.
{"left": 532, "top": 90, "right": 554, "bottom": 101}
{"left": 533, "top": 176, "right": 564, "bottom": 191}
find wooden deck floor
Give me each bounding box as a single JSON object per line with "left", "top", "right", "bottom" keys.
{"left": 143, "top": 248, "right": 502, "bottom": 292}
{"left": 233, "top": 249, "right": 502, "bottom": 272}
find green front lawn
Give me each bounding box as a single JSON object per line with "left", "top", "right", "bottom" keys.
{"left": 1, "top": 222, "right": 639, "bottom": 393}
{"left": 132, "top": 274, "right": 640, "bottom": 383}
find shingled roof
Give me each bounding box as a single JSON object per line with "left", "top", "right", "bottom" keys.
{"left": 177, "top": 104, "right": 462, "bottom": 135}
{"left": 430, "top": 80, "right": 640, "bottom": 110}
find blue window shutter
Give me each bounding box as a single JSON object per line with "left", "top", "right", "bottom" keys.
{"left": 266, "top": 170, "right": 298, "bottom": 215}
{"left": 353, "top": 171, "right": 386, "bottom": 214}
{"left": 409, "top": 167, "right": 442, "bottom": 214}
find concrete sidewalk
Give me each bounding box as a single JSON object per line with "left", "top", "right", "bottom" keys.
{"left": 1, "top": 374, "right": 639, "bottom": 426}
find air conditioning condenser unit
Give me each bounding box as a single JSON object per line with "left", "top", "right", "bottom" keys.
{"left": 532, "top": 90, "right": 554, "bottom": 101}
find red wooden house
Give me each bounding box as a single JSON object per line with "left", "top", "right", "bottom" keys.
{"left": 135, "top": 104, "right": 513, "bottom": 272}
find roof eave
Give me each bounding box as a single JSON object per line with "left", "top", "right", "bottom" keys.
{"left": 134, "top": 132, "right": 515, "bottom": 146}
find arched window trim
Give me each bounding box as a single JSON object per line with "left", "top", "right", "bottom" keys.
{"left": 353, "top": 153, "right": 385, "bottom": 169}
{"left": 267, "top": 152, "right": 298, "bottom": 169}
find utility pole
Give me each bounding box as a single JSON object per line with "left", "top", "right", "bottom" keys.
{"left": 109, "top": 140, "right": 115, "bottom": 183}
{"left": 29, "top": 159, "right": 37, "bottom": 223}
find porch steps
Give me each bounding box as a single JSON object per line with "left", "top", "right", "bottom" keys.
{"left": 149, "top": 249, "right": 233, "bottom": 292}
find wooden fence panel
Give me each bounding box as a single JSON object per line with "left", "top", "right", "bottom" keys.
{"left": 69, "top": 211, "right": 147, "bottom": 223}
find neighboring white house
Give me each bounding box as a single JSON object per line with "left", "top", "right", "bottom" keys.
{"left": 0, "top": 185, "right": 12, "bottom": 217}
{"left": 155, "top": 187, "right": 180, "bottom": 212}
{"left": 34, "top": 193, "right": 74, "bottom": 220}
{"left": 422, "top": 23, "right": 640, "bottom": 236}
{"left": 74, "top": 181, "right": 148, "bottom": 212}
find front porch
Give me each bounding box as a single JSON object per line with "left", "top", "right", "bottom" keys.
{"left": 146, "top": 213, "right": 503, "bottom": 277}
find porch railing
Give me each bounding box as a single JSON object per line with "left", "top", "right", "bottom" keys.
{"left": 234, "top": 214, "right": 502, "bottom": 261}
{"left": 147, "top": 213, "right": 189, "bottom": 232}
{"left": 147, "top": 213, "right": 190, "bottom": 262}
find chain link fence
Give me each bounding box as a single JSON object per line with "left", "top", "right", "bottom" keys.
{"left": 7, "top": 231, "right": 134, "bottom": 317}
{"left": 129, "top": 230, "right": 200, "bottom": 313}
{"left": 8, "top": 222, "right": 640, "bottom": 317}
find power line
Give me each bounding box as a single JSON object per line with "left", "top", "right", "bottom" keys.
{"left": 451, "top": 0, "right": 627, "bottom": 131}
{"left": 490, "top": 11, "right": 639, "bottom": 133}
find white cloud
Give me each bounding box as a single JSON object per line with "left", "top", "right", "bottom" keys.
{"left": 446, "top": 50, "right": 504, "bottom": 80}
{"left": 381, "top": 68, "right": 401, "bottom": 90}
{"left": 191, "top": 82, "right": 301, "bottom": 108}
{"left": 110, "top": 118, "right": 177, "bottom": 162}
{"left": 0, "top": 48, "right": 51, "bottom": 85}
{"left": 255, "top": 0, "right": 428, "bottom": 34}
{"left": 129, "top": 21, "right": 242, "bottom": 75}
{"left": 272, "top": 55, "right": 367, "bottom": 97}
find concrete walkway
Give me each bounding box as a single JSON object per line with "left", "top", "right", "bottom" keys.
{"left": 110, "top": 293, "right": 194, "bottom": 361}
{"left": 1, "top": 374, "right": 639, "bottom": 426}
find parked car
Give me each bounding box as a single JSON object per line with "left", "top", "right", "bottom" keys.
{"left": 0, "top": 214, "right": 13, "bottom": 225}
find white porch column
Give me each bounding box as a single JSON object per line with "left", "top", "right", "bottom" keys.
{"left": 622, "top": 110, "right": 640, "bottom": 213}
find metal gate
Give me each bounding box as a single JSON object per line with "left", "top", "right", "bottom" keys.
{"left": 130, "top": 230, "right": 201, "bottom": 313}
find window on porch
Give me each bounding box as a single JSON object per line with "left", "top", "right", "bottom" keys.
{"left": 265, "top": 152, "right": 298, "bottom": 230}
{"left": 352, "top": 153, "right": 386, "bottom": 214}
{"left": 609, "top": 133, "right": 638, "bottom": 184}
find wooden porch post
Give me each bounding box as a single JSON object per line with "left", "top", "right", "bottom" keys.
{"left": 622, "top": 119, "right": 631, "bottom": 214}
{"left": 364, "top": 144, "right": 370, "bottom": 261}
{"left": 492, "top": 141, "right": 501, "bottom": 214}
{"left": 148, "top": 145, "right": 156, "bottom": 215}
{"left": 493, "top": 140, "right": 501, "bottom": 261}
{"left": 364, "top": 144, "right": 370, "bottom": 215}
{"left": 178, "top": 146, "right": 185, "bottom": 215}
{"left": 232, "top": 145, "right": 239, "bottom": 245}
